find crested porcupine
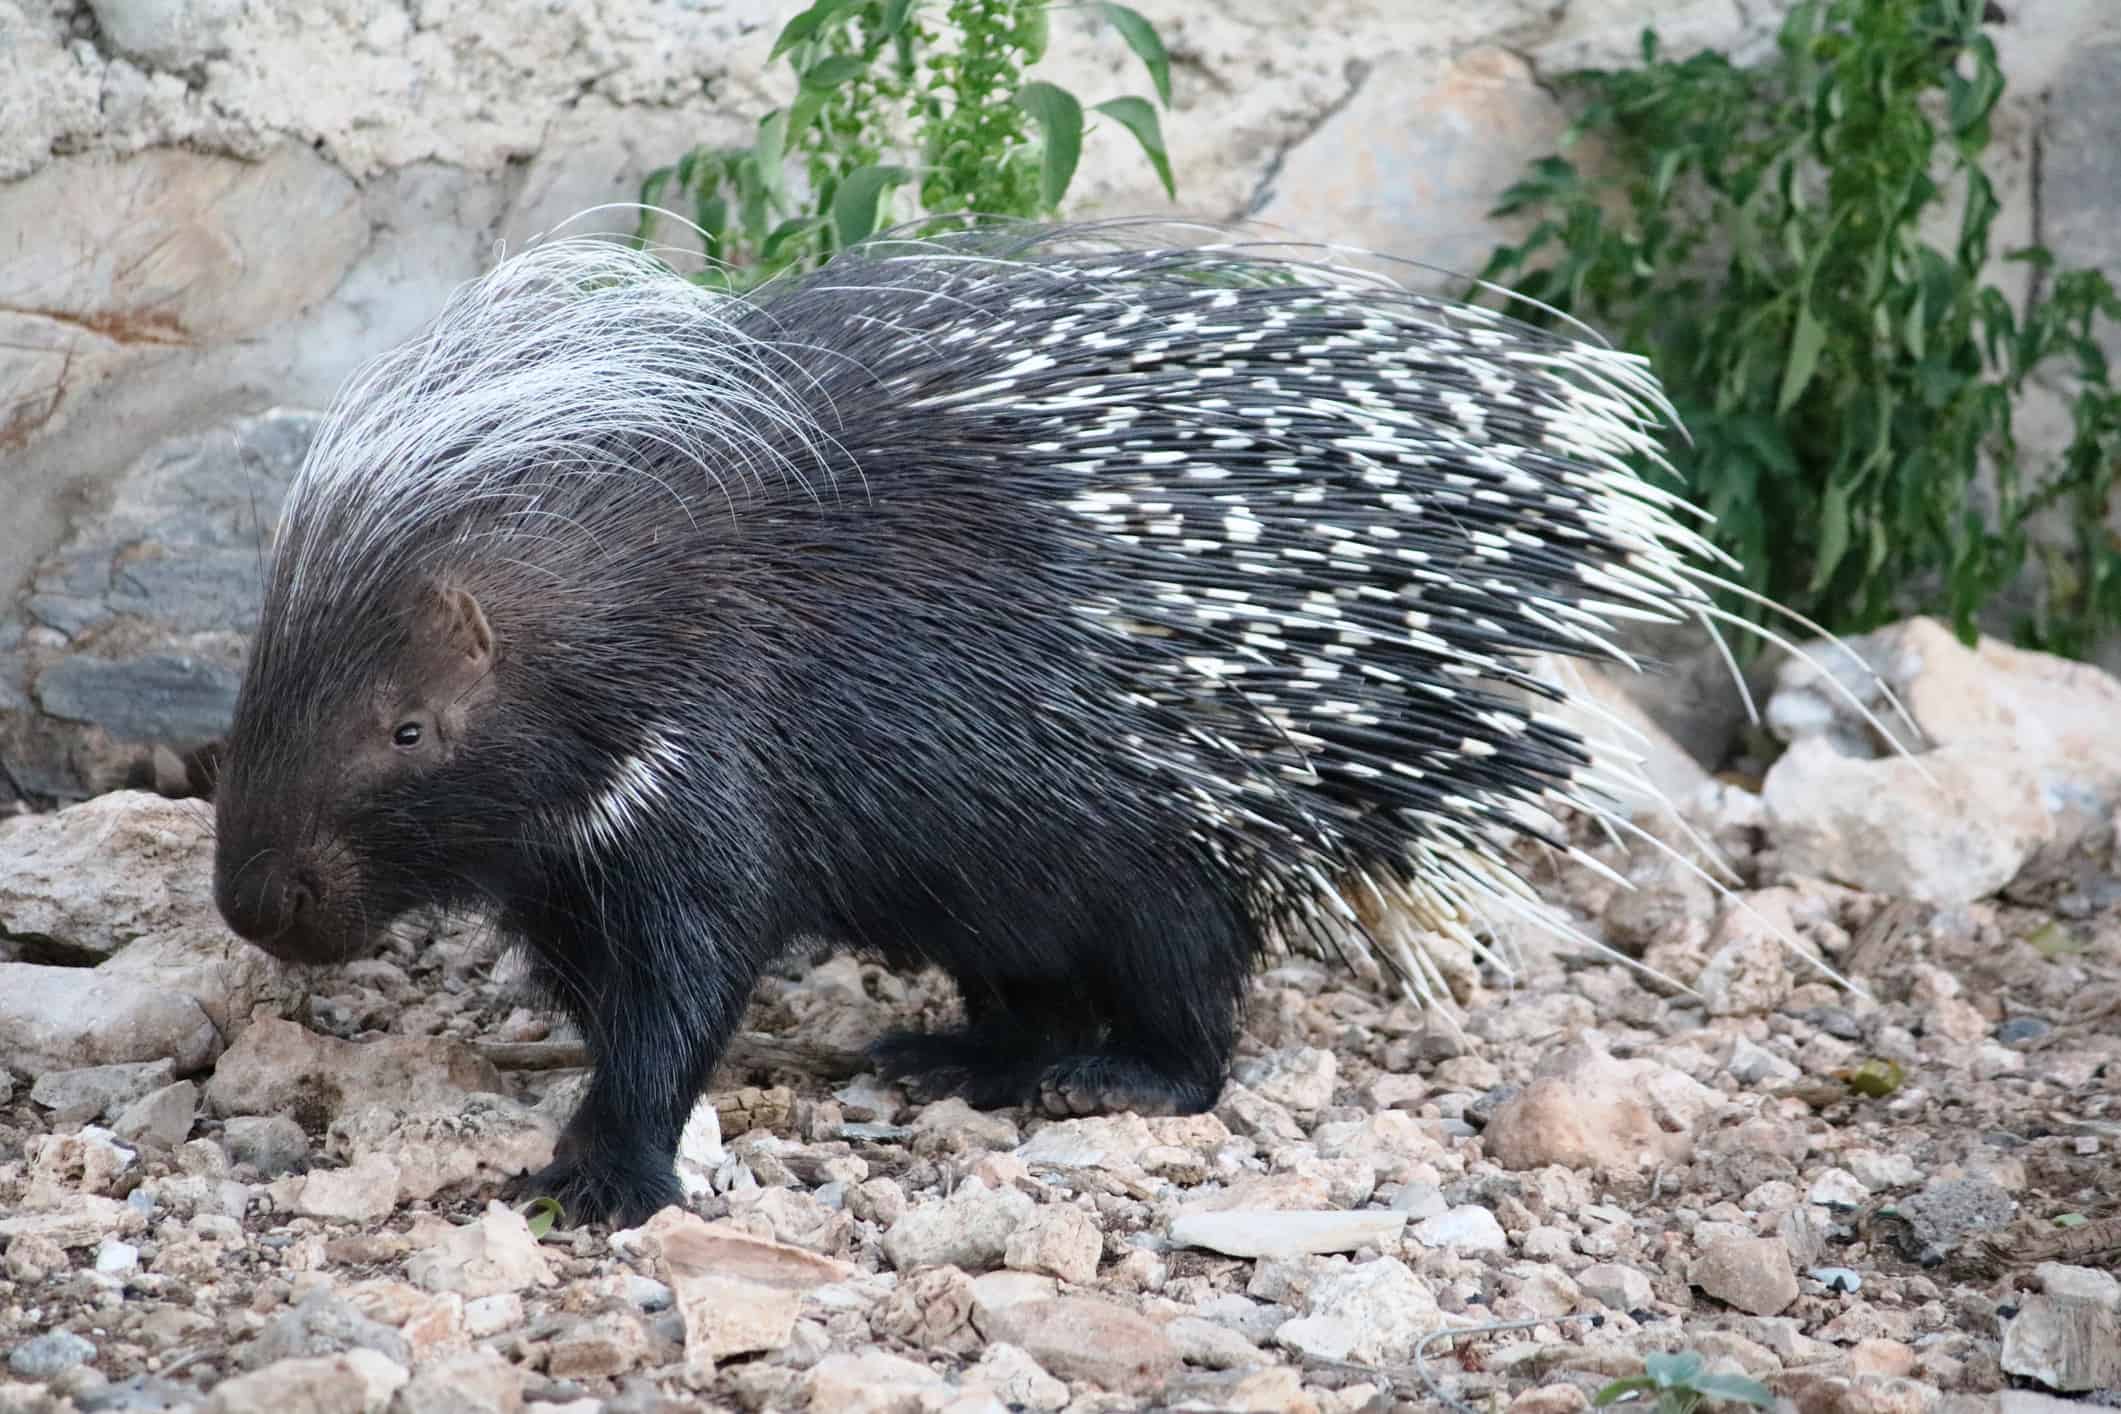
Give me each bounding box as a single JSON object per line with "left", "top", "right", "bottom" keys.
{"left": 211, "top": 217, "right": 1872, "bottom": 1226}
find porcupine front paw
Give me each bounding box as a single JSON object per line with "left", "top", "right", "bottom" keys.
{"left": 511, "top": 1143, "right": 682, "bottom": 1229}
{"left": 1036, "top": 1054, "right": 1223, "bottom": 1118}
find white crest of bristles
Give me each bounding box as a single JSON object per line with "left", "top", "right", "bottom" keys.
{"left": 270, "top": 237, "right": 839, "bottom": 615}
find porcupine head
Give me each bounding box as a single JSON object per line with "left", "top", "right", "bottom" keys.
{"left": 211, "top": 453, "right": 722, "bottom": 1226}
{"left": 203, "top": 239, "right": 776, "bottom": 1228}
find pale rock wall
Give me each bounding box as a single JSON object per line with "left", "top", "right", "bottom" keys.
{"left": 0, "top": 0, "right": 2115, "bottom": 799}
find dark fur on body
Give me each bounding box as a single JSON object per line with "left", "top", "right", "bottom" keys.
{"left": 214, "top": 221, "right": 1700, "bottom": 1225}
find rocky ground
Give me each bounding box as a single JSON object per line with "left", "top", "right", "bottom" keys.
{"left": 2, "top": 619, "right": 2119, "bottom": 1414}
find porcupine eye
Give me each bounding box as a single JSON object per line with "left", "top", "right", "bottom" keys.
{"left": 392, "top": 721, "right": 424, "bottom": 749}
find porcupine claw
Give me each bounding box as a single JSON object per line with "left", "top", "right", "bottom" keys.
{"left": 510, "top": 1139, "right": 682, "bottom": 1231}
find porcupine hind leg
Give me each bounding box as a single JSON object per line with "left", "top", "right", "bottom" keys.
{"left": 1030, "top": 899, "right": 1251, "bottom": 1118}
{"left": 868, "top": 977, "right": 1092, "bottom": 1107}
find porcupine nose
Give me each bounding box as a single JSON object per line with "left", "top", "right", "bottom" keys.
{"left": 216, "top": 855, "right": 316, "bottom": 946}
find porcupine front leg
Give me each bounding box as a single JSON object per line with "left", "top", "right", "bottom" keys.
{"left": 510, "top": 895, "right": 765, "bottom": 1227}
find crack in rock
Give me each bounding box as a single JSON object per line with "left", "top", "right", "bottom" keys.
{"left": 0, "top": 303, "right": 192, "bottom": 348}
{"left": 1238, "top": 59, "right": 1373, "bottom": 221}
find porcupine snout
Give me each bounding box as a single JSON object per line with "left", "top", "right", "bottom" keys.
{"left": 214, "top": 851, "right": 320, "bottom": 954}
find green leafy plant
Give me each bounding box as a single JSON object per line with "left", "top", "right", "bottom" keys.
{"left": 636, "top": 0, "right": 1175, "bottom": 292}
{"left": 1475, "top": 0, "right": 2121, "bottom": 655}
{"left": 520, "top": 1195, "right": 564, "bottom": 1238}
{"left": 1593, "top": 1351, "right": 1774, "bottom": 1413}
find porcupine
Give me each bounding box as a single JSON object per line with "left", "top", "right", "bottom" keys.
{"left": 211, "top": 216, "right": 1848, "bottom": 1226}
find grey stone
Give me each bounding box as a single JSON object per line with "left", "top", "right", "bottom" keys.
{"left": 73, "top": 1374, "right": 204, "bottom": 1412}
{"left": 34, "top": 652, "right": 245, "bottom": 747}
{"left": 1408, "top": 1204, "right": 1508, "bottom": 1254}
{"left": 974, "top": 1297, "right": 1179, "bottom": 1399}
{"left": 0, "top": 791, "right": 222, "bottom": 964}
{"left": 1273, "top": 1257, "right": 1440, "bottom": 1366}
{"left": 1258, "top": 47, "right": 1560, "bottom": 295}
{"left": 1689, "top": 1236, "right": 1799, "bottom": 1317}
{"left": 0, "top": 962, "right": 220, "bottom": 1076}
{"left": 30, "top": 1059, "right": 178, "bottom": 1121}
{"left": 112, "top": 1080, "right": 199, "bottom": 1149}
{"left": 35, "top": 550, "right": 117, "bottom": 600}
{"left": 1580, "top": 1262, "right": 1655, "bottom": 1312}
{"left": 86, "top": 0, "right": 249, "bottom": 69}
{"left": 2035, "top": 1262, "right": 2121, "bottom": 1312}
{"left": 26, "top": 595, "right": 110, "bottom": 638}
{"left": 882, "top": 1179, "right": 1035, "bottom": 1272}
{"left": 6, "top": 410, "right": 317, "bottom": 795}
{"left": 107, "top": 550, "right": 280, "bottom": 634}
{"left": 235, "top": 1290, "right": 413, "bottom": 1372}
{"left": 1170, "top": 1210, "right": 1408, "bottom": 1261}
{"left": 2000, "top": 1294, "right": 2121, "bottom": 1392}
{"left": 9, "top": 1330, "right": 98, "bottom": 1378}
{"left": 223, "top": 1115, "right": 311, "bottom": 1177}
{"left": 1869, "top": 1178, "right": 2017, "bottom": 1266}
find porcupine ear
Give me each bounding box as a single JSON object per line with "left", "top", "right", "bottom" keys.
{"left": 412, "top": 584, "right": 497, "bottom": 669}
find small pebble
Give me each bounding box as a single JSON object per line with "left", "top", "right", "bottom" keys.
{"left": 95, "top": 1239, "right": 140, "bottom": 1274}
{"left": 1807, "top": 1168, "right": 1868, "bottom": 1208}
{"left": 1409, "top": 1205, "right": 1507, "bottom": 1254}
{"left": 1801, "top": 1007, "right": 1865, "bottom": 1041}
{"left": 1995, "top": 1016, "right": 2051, "bottom": 1045}
{"left": 9, "top": 1331, "right": 98, "bottom": 1379}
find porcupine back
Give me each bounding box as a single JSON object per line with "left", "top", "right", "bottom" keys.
{"left": 220, "top": 216, "right": 1790, "bottom": 1218}
{"left": 741, "top": 219, "right": 1727, "bottom": 982}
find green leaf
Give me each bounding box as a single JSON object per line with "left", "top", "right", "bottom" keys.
{"left": 636, "top": 166, "right": 675, "bottom": 242}
{"left": 1799, "top": 479, "right": 1848, "bottom": 595}
{"left": 521, "top": 1197, "right": 564, "bottom": 1238}
{"left": 1778, "top": 303, "right": 1827, "bottom": 413}
{"left": 1015, "top": 1, "right": 1050, "bottom": 64}
{"left": 1592, "top": 1375, "right": 1659, "bottom": 1407}
{"left": 1645, "top": 1352, "right": 1706, "bottom": 1387}
{"left": 754, "top": 110, "right": 789, "bottom": 190}
{"left": 1095, "top": 3, "right": 1172, "bottom": 107}
{"left": 831, "top": 163, "right": 912, "bottom": 247}
{"left": 1686, "top": 1373, "right": 1776, "bottom": 1407}
{"left": 770, "top": 0, "right": 862, "bottom": 61}
{"left": 694, "top": 193, "right": 729, "bottom": 253}
{"left": 1652, "top": 147, "right": 1684, "bottom": 205}
{"left": 802, "top": 54, "right": 870, "bottom": 91}
{"left": 762, "top": 216, "right": 822, "bottom": 263}
{"left": 1093, "top": 96, "right": 1175, "bottom": 199}
{"left": 786, "top": 88, "right": 828, "bottom": 143}
{"left": 1015, "top": 82, "right": 1085, "bottom": 209}
{"left": 881, "top": 0, "right": 919, "bottom": 38}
